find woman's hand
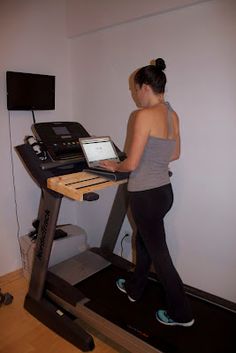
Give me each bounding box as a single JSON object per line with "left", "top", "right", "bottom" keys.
{"left": 99, "top": 160, "right": 118, "bottom": 172}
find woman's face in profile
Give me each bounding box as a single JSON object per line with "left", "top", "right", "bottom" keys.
{"left": 130, "top": 82, "right": 148, "bottom": 108}
{"left": 129, "top": 79, "right": 142, "bottom": 107}
{"left": 129, "top": 71, "right": 141, "bottom": 107}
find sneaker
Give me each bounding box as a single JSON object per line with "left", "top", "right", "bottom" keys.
{"left": 156, "top": 310, "right": 194, "bottom": 327}
{"left": 116, "top": 278, "right": 136, "bottom": 302}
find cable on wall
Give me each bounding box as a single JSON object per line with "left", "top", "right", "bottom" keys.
{"left": 120, "top": 233, "right": 130, "bottom": 258}
{"left": 8, "top": 110, "right": 21, "bottom": 251}
{"left": 31, "top": 110, "right": 36, "bottom": 124}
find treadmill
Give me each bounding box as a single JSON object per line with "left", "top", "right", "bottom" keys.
{"left": 15, "top": 121, "right": 236, "bottom": 353}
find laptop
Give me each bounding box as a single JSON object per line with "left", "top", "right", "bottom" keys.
{"left": 79, "top": 136, "right": 129, "bottom": 181}
{"left": 79, "top": 136, "right": 120, "bottom": 170}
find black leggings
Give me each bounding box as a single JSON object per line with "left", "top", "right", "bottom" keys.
{"left": 126, "top": 183, "right": 193, "bottom": 322}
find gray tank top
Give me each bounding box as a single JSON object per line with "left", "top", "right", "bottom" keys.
{"left": 128, "top": 102, "right": 176, "bottom": 192}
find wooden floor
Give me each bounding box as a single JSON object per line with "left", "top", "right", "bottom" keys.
{"left": 0, "top": 270, "right": 123, "bottom": 353}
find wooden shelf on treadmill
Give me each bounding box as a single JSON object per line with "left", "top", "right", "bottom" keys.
{"left": 47, "top": 171, "right": 127, "bottom": 201}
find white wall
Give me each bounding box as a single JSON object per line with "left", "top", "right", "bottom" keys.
{"left": 1, "top": 0, "right": 235, "bottom": 304}
{"left": 69, "top": 0, "right": 236, "bottom": 302}
{"left": 0, "top": 0, "right": 76, "bottom": 275}
{"left": 66, "top": 0, "right": 207, "bottom": 37}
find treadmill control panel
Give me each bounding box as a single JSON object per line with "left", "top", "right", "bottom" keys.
{"left": 32, "top": 121, "right": 90, "bottom": 161}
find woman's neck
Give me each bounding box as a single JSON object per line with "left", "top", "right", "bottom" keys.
{"left": 147, "top": 93, "right": 165, "bottom": 107}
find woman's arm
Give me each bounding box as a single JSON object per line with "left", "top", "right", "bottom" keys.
{"left": 100, "top": 110, "right": 150, "bottom": 172}
{"left": 170, "top": 112, "right": 181, "bottom": 162}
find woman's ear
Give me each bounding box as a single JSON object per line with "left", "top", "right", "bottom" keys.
{"left": 142, "top": 83, "right": 151, "bottom": 93}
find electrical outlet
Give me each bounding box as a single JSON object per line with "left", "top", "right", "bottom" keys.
{"left": 123, "top": 231, "right": 131, "bottom": 242}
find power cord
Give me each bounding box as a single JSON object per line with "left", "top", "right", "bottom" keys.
{"left": 7, "top": 112, "right": 44, "bottom": 263}
{"left": 8, "top": 111, "right": 21, "bottom": 250}
{"left": 120, "top": 233, "right": 130, "bottom": 258}
{"left": 32, "top": 110, "right": 36, "bottom": 124}
{"left": 7, "top": 110, "right": 47, "bottom": 272}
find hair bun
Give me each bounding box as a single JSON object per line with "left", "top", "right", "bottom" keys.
{"left": 155, "top": 58, "right": 166, "bottom": 71}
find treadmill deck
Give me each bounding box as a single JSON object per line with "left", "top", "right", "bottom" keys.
{"left": 74, "top": 264, "right": 236, "bottom": 353}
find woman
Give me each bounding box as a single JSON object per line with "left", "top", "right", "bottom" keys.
{"left": 100, "top": 58, "right": 194, "bottom": 327}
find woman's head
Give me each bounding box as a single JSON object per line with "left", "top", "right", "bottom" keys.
{"left": 134, "top": 58, "right": 167, "bottom": 94}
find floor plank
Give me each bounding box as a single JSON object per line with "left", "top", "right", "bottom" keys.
{"left": 0, "top": 272, "right": 122, "bottom": 353}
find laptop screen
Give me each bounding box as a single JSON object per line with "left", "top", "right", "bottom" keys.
{"left": 79, "top": 136, "right": 119, "bottom": 166}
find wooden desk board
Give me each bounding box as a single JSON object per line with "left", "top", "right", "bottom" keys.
{"left": 47, "top": 171, "right": 126, "bottom": 201}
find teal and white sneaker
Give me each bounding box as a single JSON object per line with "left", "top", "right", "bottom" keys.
{"left": 116, "top": 278, "right": 136, "bottom": 302}
{"left": 156, "top": 310, "right": 194, "bottom": 327}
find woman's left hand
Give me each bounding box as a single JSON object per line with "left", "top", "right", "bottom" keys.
{"left": 99, "top": 160, "right": 118, "bottom": 172}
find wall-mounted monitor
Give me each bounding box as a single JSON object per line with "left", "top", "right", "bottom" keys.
{"left": 6, "top": 71, "right": 55, "bottom": 111}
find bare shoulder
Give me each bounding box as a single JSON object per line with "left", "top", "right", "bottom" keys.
{"left": 172, "top": 110, "right": 179, "bottom": 122}
{"left": 172, "top": 110, "right": 180, "bottom": 136}
{"left": 133, "top": 108, "right": 151, "bottom": 123}
{"left": 135, "top": 107, "right": 155, "bottom": 122}
{"left": 131, "top": 108, "right": 152, "bottom": 134}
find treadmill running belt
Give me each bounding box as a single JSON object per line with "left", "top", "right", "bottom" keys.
{"left": 75, "top": 265, "right": 236, "bottom": 353}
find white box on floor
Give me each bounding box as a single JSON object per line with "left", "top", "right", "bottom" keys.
{"left": 20, "top": 224, "right": 88, "bottom": 279}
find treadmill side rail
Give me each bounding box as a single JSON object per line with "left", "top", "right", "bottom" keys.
{"left": 46, "top": 290, "right": 162, "bottom": 353}
{"left": 24, "top": 294, "right": 94, "bottom": 351}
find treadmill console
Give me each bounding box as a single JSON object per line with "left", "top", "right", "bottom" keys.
{"left": 32, "top": 121, "right": 90, "bottom": 161}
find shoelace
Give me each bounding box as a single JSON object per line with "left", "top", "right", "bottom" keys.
{"left": 163, "top": 311, "right": 174, "bottom": 323}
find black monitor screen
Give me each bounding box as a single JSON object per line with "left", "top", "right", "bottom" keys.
{"left": 6, "top": 71, "right": 55, "bottom": 111}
